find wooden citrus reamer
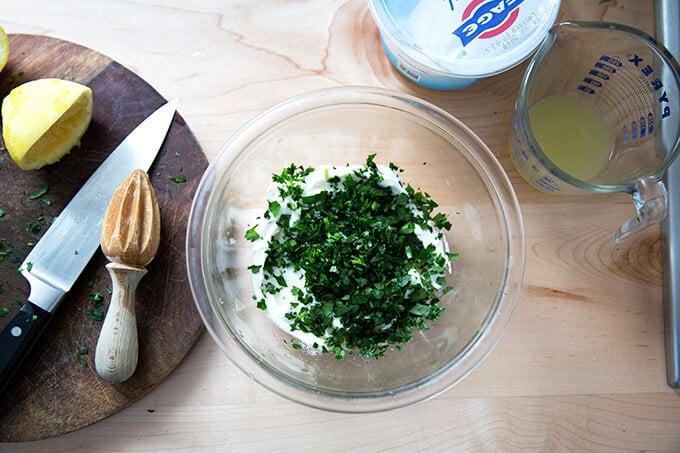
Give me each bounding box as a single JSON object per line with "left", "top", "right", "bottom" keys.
{"left": 95, "top": 169, "right": 160, "bottom": 382}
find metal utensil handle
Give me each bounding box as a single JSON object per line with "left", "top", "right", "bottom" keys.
{"left": 656, "top": 0, "right": 680, "bottom": 388}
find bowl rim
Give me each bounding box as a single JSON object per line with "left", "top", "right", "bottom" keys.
{"left": 186, "top": 85, "right": 526, "bottom": 413}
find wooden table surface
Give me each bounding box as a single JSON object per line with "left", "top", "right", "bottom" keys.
{"left": 3, "top": 0, "right": 679, "bottom": 451}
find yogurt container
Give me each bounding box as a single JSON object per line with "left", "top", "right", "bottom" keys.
{"left": 368, "top": 0, "right": 561, "bottom": 90}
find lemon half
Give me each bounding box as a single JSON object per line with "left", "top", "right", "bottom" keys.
{"left": 2, "top": 78, "right": 93, "bottom": 170}
{"left": 0, "top": 25, "right": 8, "bottom": 73}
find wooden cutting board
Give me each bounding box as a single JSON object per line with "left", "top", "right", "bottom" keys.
{"left": 0, "top": 34, "right": 207, "bottom": 441}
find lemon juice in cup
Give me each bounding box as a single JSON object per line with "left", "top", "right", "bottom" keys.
{"left": 528, "top": 94, "right": 614, "bottom": 182}
{"left": 509, "top": 21, "right": 680, "bottom": 242}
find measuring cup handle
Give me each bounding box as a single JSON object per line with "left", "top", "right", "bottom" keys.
{"left": 616, "top": 177, "right": 669, "bottom": 243}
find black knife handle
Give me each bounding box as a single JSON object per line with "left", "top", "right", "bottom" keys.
{"left": 0, "top": 301, "right": 52, "bottom": 394}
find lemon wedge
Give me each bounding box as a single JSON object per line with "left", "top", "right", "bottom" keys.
{"left": 0, "top": 25, "right": 8, "bottom": 73}
{"left": 2, "top": 78, "right": 93, "bottom": 170}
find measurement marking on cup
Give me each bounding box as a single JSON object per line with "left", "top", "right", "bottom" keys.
{"left": 626, "top": 52, "right": 673, "bottom": 119}
{"left": 578, "top": 53, "right": 673, "bottom": 144}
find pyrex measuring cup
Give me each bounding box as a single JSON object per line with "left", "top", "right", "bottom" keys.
{"left": 509, "top": 21, "right": 680, "bottom": 242}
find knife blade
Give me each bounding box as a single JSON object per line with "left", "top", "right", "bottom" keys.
{"left": 0, "top": 98, "right": 178, "bottom": 392}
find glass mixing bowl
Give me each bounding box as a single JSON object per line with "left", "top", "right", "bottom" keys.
{"left": 186, "top": 86, "right": 525, "bottom": 412}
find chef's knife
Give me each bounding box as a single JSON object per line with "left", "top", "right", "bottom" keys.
{"left": 0, "top": 98, "right": 178, "bottom": 393}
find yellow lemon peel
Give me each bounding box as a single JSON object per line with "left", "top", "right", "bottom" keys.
{"left": 2, "top": 78, "right": 93, "bottom": 170}
{"left": 0, "top": 25, "right": 8, "bottom": 74}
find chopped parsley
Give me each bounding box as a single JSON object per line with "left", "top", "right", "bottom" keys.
{"left": 246, "top": 155, "right": 456, "bottom": 359}
{"left": 169, "top": 175, "right": 187, "bottom": 184}
{"left": 86, "top": 289, "right": 106, "bottom": 321}
{"left": 89, "top": 291, "right": 104, "bottom": 304}
{"left": 27, "top": 186, "right": 48, "bottom": 200}
{"left": 245, "top": 225, "right": 260, "bottom": 241}
{"left": 75, "top": 347, "right": 89, "bottom": 366}
{"left": 25, "top": 213, "right": 46, "bottom": 234}
{"left": 87, "top": 308, "right": 105, "bottom": 321}
{"left": 0, "top": 237, "right": 11, "bottom": 262}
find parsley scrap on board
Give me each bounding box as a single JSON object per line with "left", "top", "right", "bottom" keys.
{"left": 75, "top": 347, "right": 89, "bottom": 366}
{"left": 169, "top": 175, "right": 187, "bottom": 184}
{"left": 85, "top": 283, "right": 108, "bottom": 322}
{"left": 246, "top": 155, "right": 457, "bottom": 360}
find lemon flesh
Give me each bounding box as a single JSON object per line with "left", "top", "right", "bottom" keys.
{"left": 0, "top": 25, "right": 8, "bottom": 73}
{"left": 2, "top": 78, "right": 93, "bottom": 170}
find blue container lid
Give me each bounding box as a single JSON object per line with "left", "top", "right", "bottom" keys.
{"left": 368, "top": 0, "right": 561, "bottom": 78}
